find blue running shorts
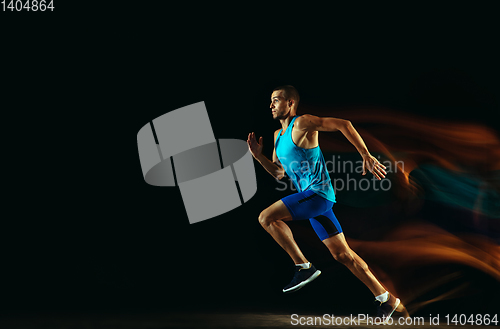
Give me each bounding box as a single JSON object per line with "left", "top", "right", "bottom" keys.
{"left": 281, "top": 190, "right": 343, "bottom": 241}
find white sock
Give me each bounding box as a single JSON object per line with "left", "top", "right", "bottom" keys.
{"left": 375, "top": 291, "right": 389, "bottom": 303}
{"left": 295, "top": 262, "right": 311, "bottom": 269}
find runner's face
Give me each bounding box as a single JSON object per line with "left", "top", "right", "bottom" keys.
{"left": 270, "top": 90, "right": 291, "bottom": 120}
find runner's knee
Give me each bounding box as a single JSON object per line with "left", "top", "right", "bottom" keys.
{"left": 332, "top": 250, "right": 355, "bottom": 266}
{"left": 258, "top": 211, "right": 274, "bottom": 227}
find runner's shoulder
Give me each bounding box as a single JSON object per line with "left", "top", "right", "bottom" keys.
{"left": 294, "top": 114, "right": 317, "bottom": 130}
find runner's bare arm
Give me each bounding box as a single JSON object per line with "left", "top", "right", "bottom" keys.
{"left": 247, "top": 131, "right": 285, "bottom": 180}
{"left": 296, "top": 114, "right": 387, "bottom": 180}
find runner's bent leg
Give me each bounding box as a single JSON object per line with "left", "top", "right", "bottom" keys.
{"left": 259, "top": 199, "right": 309, "bottom": 265}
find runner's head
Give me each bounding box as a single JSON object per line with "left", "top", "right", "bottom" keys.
{"left": 270, "top": 85, "right": 300, "bottom": 120}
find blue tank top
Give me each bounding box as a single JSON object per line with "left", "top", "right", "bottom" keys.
{"left": 275, "top": 116, "right": 336, "bottom": 203}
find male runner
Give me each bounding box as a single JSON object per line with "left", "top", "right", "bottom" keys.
{"left": 247, "top": 85, "right": 406, "bottom": 321}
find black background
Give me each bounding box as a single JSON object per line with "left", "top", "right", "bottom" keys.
{"left": 1, "top": 2, "right": 499, "bottom": 325}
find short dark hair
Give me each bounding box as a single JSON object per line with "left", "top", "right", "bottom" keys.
{"left": 273, "top": 85, "right": 300, "bottom": 108}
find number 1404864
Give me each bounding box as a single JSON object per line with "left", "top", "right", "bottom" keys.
{"left": 2, "top": 0, "right": 54, "bottom": 11}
